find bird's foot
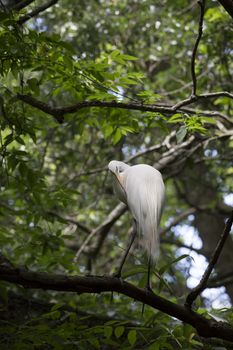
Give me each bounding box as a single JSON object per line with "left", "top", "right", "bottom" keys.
{"left": 112, "top": 270, "right": 122, "bottom": 279}
{"left": 145, "top": 284, "right": 153, "bottom": 294}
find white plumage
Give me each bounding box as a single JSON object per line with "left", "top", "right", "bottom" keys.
{"left": 108, "top": 160, "right": 165, "bottom": 261}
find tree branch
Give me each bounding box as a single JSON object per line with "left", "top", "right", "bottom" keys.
{"left": 185, "top": 211, "right": 233, "bottom": 308}
{"left": 191, "top": 0, "right": 205, "bottom": 96}
{"left": 17, "top": 0, "right": 59, "bottom": 25}
{"left": 8, "top": 0, "right": 36, "bottom": 11}
{"left": 16, "top": 93, "right": 233, "bottom": 122}
{"left": 207, "top": 270, "right": 233, "bottom": 288}
{"left": 161, "top": 238, "right": 204, "bottom": 255}
{"left": 15, "top": 93, "right": 178, "bottom": 119}
{"left": 1, "top": 264, "right": 233, "bottom": 341}
{"left": 73, "top": 203, "right": 127, "bottom": 262}
{"left": 160, "top": 208, "right": 196, "bottom": 235}
{"left": 172, "top": 92, "right": 233, "bottom": 111}
{"left": 218, "top": 0, "right": 233, "bottom": 19}
{"left": 46, "top": 211, "right": 91, "bottom": 233}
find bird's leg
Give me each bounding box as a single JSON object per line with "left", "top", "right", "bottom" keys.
{"left": 142, "top": 256, "right": 153, "bottom": 316}
{"left": 146, "top": 255, "right": 153, "bottom": 292}
{"left": 114, "top": 220, "right": 137, "bottom": 278}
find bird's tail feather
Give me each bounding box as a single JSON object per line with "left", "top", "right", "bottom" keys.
{"left": 138, "top": 182, "right": 164, "bottom": 262}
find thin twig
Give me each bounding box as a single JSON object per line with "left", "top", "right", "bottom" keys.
{"left": 46, "top": 211, "right": 91, "bottom": 233}
{"left": 160, "top": 208, "right": 196, "bottom": 235}
{"left": 73, "top": 203, "right": 127, "bottom": 262}
{"left": 161, "top": 69, "right": 210, "bottom": 96}
{"left": 191, "top": 0, "right": 205, "bottom": 96}
{"left": 172, "top": 91, "right": 233, "bottom": 110}
{"left": 161, "top": 238, "right": 204, "bottom": 255}
{"left": 185, "top": 210, "right": 233, "bottom": 309}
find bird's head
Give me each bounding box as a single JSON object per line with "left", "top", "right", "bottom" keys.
{"left": 108, "top": 160, "right": 129, "bottom": 176}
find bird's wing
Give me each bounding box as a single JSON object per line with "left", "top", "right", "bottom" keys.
{"left": 125, "top": 166, "right": 165, "bottom": 260}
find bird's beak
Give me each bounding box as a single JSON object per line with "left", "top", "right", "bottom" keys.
{"left": 109, "top": 169, "right": 115, "bottom": 176}
{"left": 109, "top": 169, "right": 121, "bottom": 183}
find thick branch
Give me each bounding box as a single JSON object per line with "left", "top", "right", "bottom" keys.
{"left": 0, "top": 265, "right": 233, "bottom": 341}
{"left": 16, "top": 93, "right": 176, "bottom": 119}
{"left": 185, "top": 211, "right": 233, "bottom": 308}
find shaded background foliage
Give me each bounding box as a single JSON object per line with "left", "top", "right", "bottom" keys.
{"left": 0, "top": 0, "right": 233, "bottom": 349}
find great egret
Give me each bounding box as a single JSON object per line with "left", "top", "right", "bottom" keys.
{"left": 108, "top": 160, "right": 165, "bottom": 287}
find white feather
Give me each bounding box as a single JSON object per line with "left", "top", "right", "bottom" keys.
{"left": 108, "top": 161, "right": 165, "bottom": 261}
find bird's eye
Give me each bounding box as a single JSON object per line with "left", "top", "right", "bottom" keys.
{"left": 119, "top": 168, "right": 123, "bottom": 173}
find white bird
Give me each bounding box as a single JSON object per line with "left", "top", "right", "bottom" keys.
{"left": 108, "top": 160, "right": 165, "bottom": 281}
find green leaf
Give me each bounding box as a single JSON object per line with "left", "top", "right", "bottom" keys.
{"left": 43, "top": 310, "right": 61, "bottom": 320}
{"left": 200, "top": 116, "right": 216, "bottom": 125}
{"left": 176, "top": 125, "right": 187, "bottom": 143}
{"left": 115, "top": 326, "right": 124, "bottom": 338}
{"left": 63, "top": 55, "right": 73, "bottom": 71}
{"left": 15, "top": 136, "right": 25, "bottom": 145}
{"left": 205, "top": 8, "right": 224, "bottom": 22}
{"left": 104, "top": 326, "right": 113, "bottom": 339}
{"left": 119, "top": 77, "right": 138, "bottom": 85}
{"left": 121, "top": 54, "right": 138, "bottom": 61}
{"left": 51, "top": 303, "right": 64, "bottom": 311}
{"left": 127, "top": 330, "right": 137, "bottom": 346}
{"left": 138, "top": 91, "right": 161, "bottom": 102}
{"left": 88, "top": 338, "right": 100, "bottom": 349}
{"left": 149, "top": 342, "right": 160, "bottom": 350}
{"left": 168, "top": 113, "right": 184, "bottom": 123}
{"left": 27, "top": 78, "right": 39, "bottom": 94}
{"left": 4, "top": 133, "right": 14, "bottom": 147}
{"left": 159, "top": 254, "right": 190, "bottom": 275}
{"left": 18, "top": 162, "right": 28, "bottom": 177}
{"left": 102, "top": 125, "right": 113, "bottom": 138}
{"left": 111, "top": 50, "right": 137, "bottom": 64}
{"left": 122, "top": 265, "right": 146, "bottom": 278}
{"left": 112, "top": 128, "right": 122, "bottom": 144}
